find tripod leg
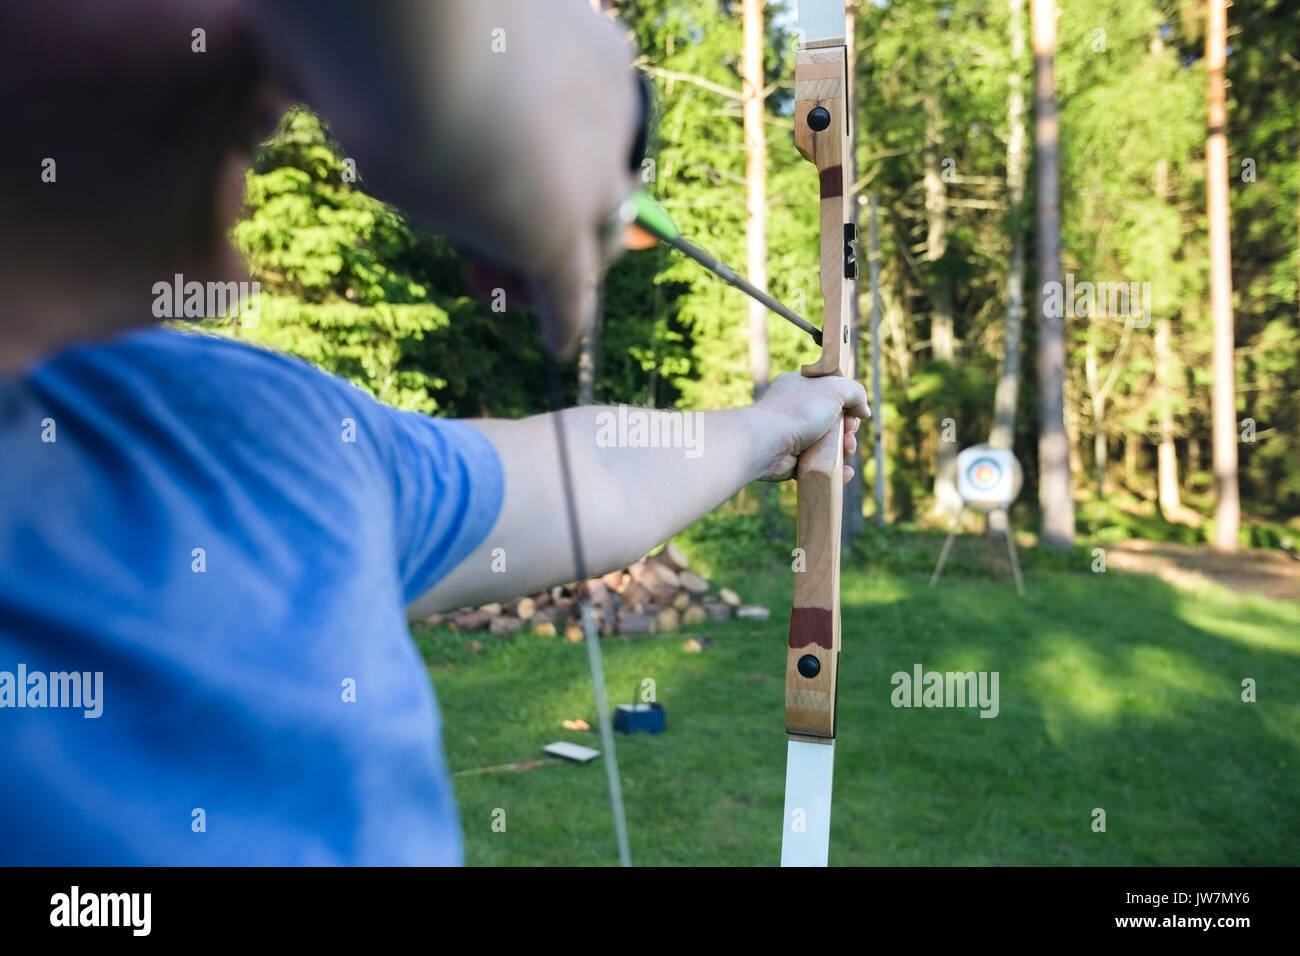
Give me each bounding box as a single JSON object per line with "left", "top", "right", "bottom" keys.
{"left": 929, "top": 513, "right": 962, "bottom": 588}
{"left": 1002, "top": 509, "right": 1025, "bottom": 597}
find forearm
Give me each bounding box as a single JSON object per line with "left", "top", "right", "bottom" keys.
{"left": 407, "top": 405, "right": 779, "bottom": 617}
{"left": 551, "top": 404, "right": 774, "bottom": 572}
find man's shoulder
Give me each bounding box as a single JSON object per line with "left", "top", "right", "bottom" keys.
{"left": 80, "top": 325, "right": 329, "bottom": 385}
{"left": 24, "top": 325, "right": 406, "bottom": 473}
{"left": 39, "top": 325, "right": 373, "bottom": 421}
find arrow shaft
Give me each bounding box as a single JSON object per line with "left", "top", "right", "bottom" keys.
{"left": 664, "top": 235, "right": 823, "bottom": 345}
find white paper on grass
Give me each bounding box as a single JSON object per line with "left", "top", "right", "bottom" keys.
{"left": 544, "top": 741, "right": 601, "bottom": 763}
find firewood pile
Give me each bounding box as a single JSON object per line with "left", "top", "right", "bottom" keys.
{"left": 426, "top": 542, "right": 770, "bottom": 640}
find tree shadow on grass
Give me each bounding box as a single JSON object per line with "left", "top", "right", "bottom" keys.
{"left": 831, "top": 569, "right": 1299, "bottom": 865}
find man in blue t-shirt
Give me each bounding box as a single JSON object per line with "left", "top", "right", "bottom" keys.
{"left": 0, "top": 2, "right": 867, "bottom": 864}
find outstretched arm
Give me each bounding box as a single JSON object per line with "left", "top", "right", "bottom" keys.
{"left": 408, "top": 373, "right": 869, "bottom": 618}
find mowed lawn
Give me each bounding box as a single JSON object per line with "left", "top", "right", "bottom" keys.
{"left": 412, "top": 565, "right": 1300, "bottom": 866}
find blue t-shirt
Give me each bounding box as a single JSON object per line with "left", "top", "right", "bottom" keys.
{"left": 0, "top": 327, "right": 504, "bottom": 865}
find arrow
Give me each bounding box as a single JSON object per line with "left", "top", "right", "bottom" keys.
{"left": 627, "top": 190, "right": 823, "bottom": 346}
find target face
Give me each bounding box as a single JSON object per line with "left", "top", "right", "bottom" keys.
{"left": 968, "top": 458, "right": 1001, "bottom": 490}
{"left": 955, "top": 446, "right": 1021, "bottom": 509}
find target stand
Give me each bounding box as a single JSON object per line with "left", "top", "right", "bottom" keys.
{"left": 929, "top": 445, "right": 1026, "bottom": 597}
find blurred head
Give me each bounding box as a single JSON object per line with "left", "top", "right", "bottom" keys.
{"left": 0, "top": 1, "right": 283, "bottom": 370}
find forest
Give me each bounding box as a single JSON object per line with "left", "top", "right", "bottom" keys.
{"left": 224, "top": 0, "right": 1299, "bottom": 560}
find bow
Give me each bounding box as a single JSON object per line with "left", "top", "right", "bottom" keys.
{"left": 780, "top": 0, "right": 854, "bottom": 867}
{"left": 552, "top": 0, "right": 854, "bottom": 868}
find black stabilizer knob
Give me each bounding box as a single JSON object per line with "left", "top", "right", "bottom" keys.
{"left": 797, "top": 654, "right": 821, "bottom": 679}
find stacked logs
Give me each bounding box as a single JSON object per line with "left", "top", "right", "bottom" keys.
{"left": 428, "top": 542, "right": 770, "bottom": 640}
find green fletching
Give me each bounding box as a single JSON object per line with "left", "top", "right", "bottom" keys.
{"left": 633, "top": 189, "right": 680, "bottom": 241}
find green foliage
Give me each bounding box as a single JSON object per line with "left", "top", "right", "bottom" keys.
{"left": 673, "top": 492, "right": 791, "bottom": 574}
{"left": 221, "top": 107, "right": 549, "bottom": 418}
{"left": 614, "top": 0, "right": 818, "bottom": 411}
{"left": 855, "top": 0, "right": 1298, "bottom": 527}
{"left": 218, "top": 1, "right": 1297, "bottom": 535}
{"left": 224, "top": 4, "right": 823, "bottom": 419}
{"left": 1076, "top": 493, "right": 1207, "bottom": 546}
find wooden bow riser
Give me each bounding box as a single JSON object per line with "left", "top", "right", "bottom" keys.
{"left": 786, "top": 39, "right": 854, "bottom": 741}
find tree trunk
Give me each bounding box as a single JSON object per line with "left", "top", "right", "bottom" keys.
{"left": 869, "top": 195, "right": 886, "bottom": 525}
{"left": 1124, "top": 435, "right": 1138, "bottom": 489}
{"left": 1150, "top": 38, "right": 1182, "bottom": 517}
{"left": 924, "top": 95, "right": 957, "bottom": 514}
{"left": 988, "top": 0, "right": 1029, "bottom": 542}
{"left": 741, "top": 0, "right": 781, "bottom": 538}
{"left": 1206, "top": 0, "right": 1240, "bottom": 551}
{"left": 1065, "top": 375, "right": 1085, "bottom": 483}
{"left": 841, "top": 0, "right": 865, "bottom": 542}
{"left": 1154, "top": 314, "right": 1182, "bottom": 513}
{"left": 578, "top": 324, "right": 600, "bottom": 405}
{"left": 742, "top": 0, "right": 769, "bottom": 401}
{"left": 1031, "top": 0, "right": 1075, "bottom": 546}
{"left": 883, "top": 270, "right": 912, "bottom": 385}
{"left": 990, "top": 0, "right": 1028, "bottom": 454}
{"left": 883, "top": 267, "right": 915, "bottom": 520}
{"left": 1081, "top": 316, "right": 1131, "bottom": 501}
{"left": 1084, "top": 338, "right": 1106, "bottom": 497}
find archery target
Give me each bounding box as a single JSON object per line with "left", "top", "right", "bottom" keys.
{"left": 955, "top": 445, "right": 1022, "bottom": 511}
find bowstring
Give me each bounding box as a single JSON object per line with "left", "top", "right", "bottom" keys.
{"left": 545, "top": 356, "right": 632, "bottom": 868}
{"left": 535, "top": 65, "right": 653, "bottom": 870}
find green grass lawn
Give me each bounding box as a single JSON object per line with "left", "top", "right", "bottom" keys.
{"left": 413, "top": 563, "right": 1300, "bottom": 866}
